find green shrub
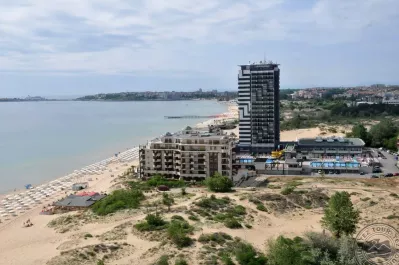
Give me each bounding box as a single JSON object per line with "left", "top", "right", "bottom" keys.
{"left": 256, "top": 204, "right": 267, "bottom": 212}
{"left": 267, "top": 236, "right": 309, "bottom": 265}
{"left": 196, "top": 196, "right": 230, "bottom": 210}
{"left": 155, "top": 255, "right": 169, "bottom": 265}
{"left": 386, "top": 215, "right": 399, "bottom": 219}
{"left": 188, "top": 215, "right": 200, "bottom": 221}
{"left": 231, "top": 205, "right": 246, "bottom": 215}
{"left": 224, "top": 218, "right": 242, "bottom": 229}
{"left": 175, "top": 259, "right": 188, "bottom": 265}
{"left": 235, "top": 242, "right": 267, "bottom": 265}
{"left": 171, "top": 215, "right": 185, "bottom": 221}
{"left": 360, "top": 197, "right": 370, "bottom": 201}
{"left": 135, "top": 214, "right": 168, "bottom": 231}
{"left": 221, "top": 255, "right": 235, "bottom": 265}
{"left": 281, "top": 186, "right": 295, "bottom": 195}
{"left": 204, "top": 172, "right": 233, "bottom": 192}
{"left": 167, "top": 220, "right": 194, "bottom": 248}
{"left": 198, "top": 232, "right": 232, "bottom": 244}
{"left": 389, "top": 193, "right": 399, "bottom": 198}
{"left": 84, "top": 233, "right": 93, "bottom": 238}
{"left": 181, "top": 188, "right": 187, "bottom": 196}
{"left": 97, "top": 260, "right": 105, "bottom": 265}
{"left": 147, "top": 175, "right": 186, "bottom": 188}
{"left": 92, "top": 189, "right": 144, "bottom": 215}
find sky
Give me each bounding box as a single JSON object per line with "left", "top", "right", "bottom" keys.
{"left": 1, "top": 0, "right": 399, "bottom": 97}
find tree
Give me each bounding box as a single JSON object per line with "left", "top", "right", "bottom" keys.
{"left": 383, "top": 136, "right": 398, "bottom": 151}
{"left": 162, "top": 193, "right": 174, "bottom": 211}
{"left": 369, "top": 119, "right": 398, "bottom": 148}
{"left": 204, "top": 172, "right": 233, "bottom": 192}
{"left": 321, "top": 191, "right": 360, "bottom": 238}
{"left": 350, "top": 124, "right": 369, "bottom": 144}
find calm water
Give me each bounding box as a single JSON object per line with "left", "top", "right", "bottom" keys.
{"left": 0, "top": 100, "right": 227, "bottom": 193}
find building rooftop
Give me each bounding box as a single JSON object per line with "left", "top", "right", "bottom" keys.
{"left": 297, "top": 137, "right": 365, "bottom": 147}
{"left": 54, "top": 194, "right": 106, "bottom": 208}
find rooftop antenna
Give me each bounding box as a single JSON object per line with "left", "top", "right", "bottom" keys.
{"left": 263, "top": 52, "right": 266, "bottom": 64}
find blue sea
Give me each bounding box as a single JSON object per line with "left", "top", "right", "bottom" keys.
{"left": 0, "top": 100, "right": 227, "bottom": 193}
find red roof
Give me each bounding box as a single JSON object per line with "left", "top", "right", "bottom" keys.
{"left": 76, "top": 191, "right": 99, "bottom": 196}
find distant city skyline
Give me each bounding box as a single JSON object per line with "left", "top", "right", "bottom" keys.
{"left": 1, "top": 0, "right": 399, "bottom": 97}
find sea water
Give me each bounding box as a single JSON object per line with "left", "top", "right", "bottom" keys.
{"left": 0, "top": 100, "right": 227, "bottom": 193}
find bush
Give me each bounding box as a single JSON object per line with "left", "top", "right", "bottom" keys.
{"left": 171, "top": 215, "right": 185, "bottom": 221}
{"left": 267, "top": 236, "right": 309, "bottom": 265}
{"left": 281, "top": 186, "right": 295, "bottom": 195}
{"left": 196, "top": 196, "right": 230, "bottom": 210}
{"left": 386, "top": 215, "right": 399, "bottom": 219}
{"left": 181, "top": 188, "right": 187, "bottom": 196}
{"left": 155, "top": 255, "right": 169, "bottom": 265}
{"left": 163, "top": 193, "right": 175, "bottom": 211}
{"left": 92, "top": 189, "right": 145, "bottom": 215}
{"left": 235, "top": 242, "right": 267, "bottom": 265}
{"left": 221, "top": 255, "right": 235, "bottom": 265}
{"left": 224, "top": 218, "right": 242, "bottom": 229}
{"left": 231, "top": 205, "right": 246, "bottom": 215}
{"left": 188, "top": 215, "right": 200, "bottom": 221}
{"left": 256, "top": 204, "right": 268, "bottom": 212}
{"left": 135, "top": 214, "right": 168, "bottom": 231}
{"left": 204, "top": 172, "right": 233, "bottom": 192}
{"left": 175, "top": 259, "right": 188, "bottom": 265}
{"left": 167, "top": 220, "right": 194, "bottom": 248}
{"left": 84, "top": 233, "right": 93, "bottom": 238}
{"left": 389, "top": 193, "right": 399, "bottom": 198}
{"left": 198, "top": 232, "right": 232, "bottom": 244}
{"left": 97, "top": 260, "right": 105, "bottom": 265}
{"left": 147, "top": 175, "right": 186, "bottom": 188}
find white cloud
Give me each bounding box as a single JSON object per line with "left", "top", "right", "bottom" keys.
{"left": 0, "top": 0, "right": 398, "bottom": 75}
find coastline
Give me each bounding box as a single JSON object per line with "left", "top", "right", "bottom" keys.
{"left": 0, "top": 101, "right": 236, "bottom": 228}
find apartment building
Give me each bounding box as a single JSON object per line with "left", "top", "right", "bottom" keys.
{"left": 237, "top": 61, "right": 280, "bottom": 154}
{"left": 139, "top": 128, "right": 234, "bottom": 180}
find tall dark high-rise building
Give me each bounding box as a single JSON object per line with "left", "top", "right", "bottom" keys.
{"left": 237, "top": 61, "right": 280, "bottom": 153}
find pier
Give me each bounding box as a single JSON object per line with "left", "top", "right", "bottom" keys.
{"left": 164, "top": 115, "right": 219, "bottom": 119}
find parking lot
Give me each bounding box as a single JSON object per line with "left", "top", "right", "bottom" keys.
{"left": 370, "top": 148, "right": 398, "bottom": 174}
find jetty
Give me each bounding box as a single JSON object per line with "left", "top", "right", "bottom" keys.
{"left": 164, "top": 115, "right": 219, "bottom": 119}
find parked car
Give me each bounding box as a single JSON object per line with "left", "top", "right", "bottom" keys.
{"left": 371, "top": 175, "right": 379, "bottom": 179}
{"left": 385, "top": 173, "right": 394, "bottom": 178}
{"left": 360, "top": 172, "right": 365, "bottom": 175}
{"left": 394, "top": 173, "right": 399, "bottom": 176}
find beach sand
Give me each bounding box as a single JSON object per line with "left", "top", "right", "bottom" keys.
{"left": 0, "top": 159, "right": 138, "bottom": 265}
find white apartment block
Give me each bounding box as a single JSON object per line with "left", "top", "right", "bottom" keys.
{"left": 139, "top": 128, "right": 234, "bottom": 180}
